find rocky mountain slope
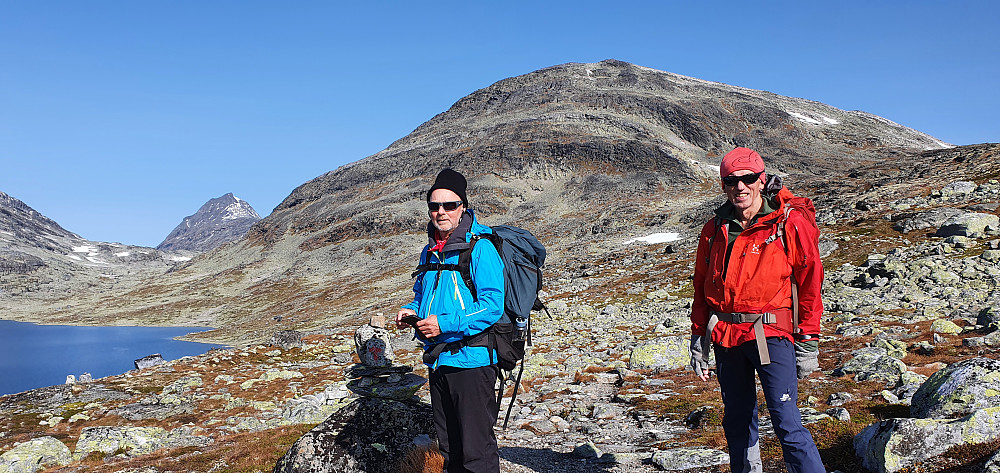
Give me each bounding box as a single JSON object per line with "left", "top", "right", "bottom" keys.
{"left": 157, "top": 193, "right": 261, "bottom": 253}
{"left": 0, "top": 192, "right": 193, "bottom": 309}
{"left": 0, "top": 59, "right": 954, "bottom": 346}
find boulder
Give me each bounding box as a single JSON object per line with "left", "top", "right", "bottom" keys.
{"left": 282, "top": 386, "right": 352, "bottom": 425}
{"left": 74, "top": 426, "right": 210, "bottom": 460}
{"left": 910, "top": 357, "right": 1000, "bottom": 419}
{"left": 839, "top": 347, "right": 907, "bottom": 387}
{"left": 940, "top": 181, "right": 977, "bottom": 198}
{"left": 627, "top": 336, "right": 690, "bottom": 373}
{"left": 134, "top": 354, "right": 164, "bottom": 370}
{"left": 826, "top": 407, "right": 851, "bottom": 422}
{"left": 272, "top": 330, "right": 304, "bottom": 350}
{"left": 930, "top": 319, "right": 963, "bottom": 334}
{"left": 979, "top": 306, "right": 1000, "bottom": 329}
{"left": 962, "top": 330, "right": 1000, "bottom": 348}
{"left": 935, "top": 212, "right": 1000, "bottom": 238}
{"left": 0, "top": 436, "right": 72, "bottom": 473}
{"left": 854, "top": 406, "right": 1000, "bottom": 473}
{"left": 873, "top": 339, "right": 907, "bottom": 359}
{"left": 354, "top": 324, "right": 394, "bottom": 368}
{"left": 274, "top": 397, "right": 436, "bottom": 473}
{"left": 650, "top": 447, "right": 729, "bottom": 470}
{"left": 985, "top": 448, "right": 1000, "bottom": 473}
{"left": 893, "top": 207, "right": 964, "bottom": 233}
{"left": 571, "top": 442, "right": 601, "bottom": 459}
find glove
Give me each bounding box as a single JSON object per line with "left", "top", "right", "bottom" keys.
{"left": 794, "top": 339, "right": 819, "bottom": 379}
{"left": 690, "top": 335, "right": 711, "bottom": 378}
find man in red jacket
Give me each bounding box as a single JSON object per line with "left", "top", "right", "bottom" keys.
{"left": 690, "top": 147, "right": 825, "bottom": 473}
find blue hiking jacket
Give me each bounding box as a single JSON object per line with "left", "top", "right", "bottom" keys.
{"left": 402, "top": 210, "right": 505, "bottom": 369}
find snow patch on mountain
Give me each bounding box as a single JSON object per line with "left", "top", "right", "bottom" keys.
{"left": 625, "top": 233, "right": 682, "bottom": 245}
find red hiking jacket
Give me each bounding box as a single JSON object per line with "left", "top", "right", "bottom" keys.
{"left": 691, "top": 186, "right": 823, "bottom": 348}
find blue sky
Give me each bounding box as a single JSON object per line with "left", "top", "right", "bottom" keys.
{"left": 1, "top": 1, "right": 997, "bottom": 248}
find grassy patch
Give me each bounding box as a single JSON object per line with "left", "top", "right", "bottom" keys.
{"left": 811, "top": 418, "right": 867, "bottom": 473}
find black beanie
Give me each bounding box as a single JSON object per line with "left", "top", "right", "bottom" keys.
{"left": 426, "top": 168, "right": 468, "bottom": 206}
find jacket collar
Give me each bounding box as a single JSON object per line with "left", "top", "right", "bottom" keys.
{"left": 426, "top": 210, "right": 474, "bottom": 252}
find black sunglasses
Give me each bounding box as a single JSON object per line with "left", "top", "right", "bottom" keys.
{"left": 722, "top": 172, "right": 763, "bottom": 187}
{"left": 428, "top": 200, "right": 463, "bottom": 212}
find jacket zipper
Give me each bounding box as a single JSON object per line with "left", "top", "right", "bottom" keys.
{"left": 452, "top": 271, "right": 465, "bottom": 310}
{"left": 427, "top": 250, "right": 441, "bottom": 311}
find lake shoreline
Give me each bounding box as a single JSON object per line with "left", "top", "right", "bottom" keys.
{"left": 0, "top": 320, "right": 229, "bottom": 396}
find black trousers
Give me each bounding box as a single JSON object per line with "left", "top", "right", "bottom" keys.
{"left": 430, "top": 365, "right": 500, "bottom": 473}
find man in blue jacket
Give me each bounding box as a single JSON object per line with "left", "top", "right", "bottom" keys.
{"left": 396, "top": 168, "right": 505, "bottom": 473}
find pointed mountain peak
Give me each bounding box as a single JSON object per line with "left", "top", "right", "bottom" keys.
{"left": 156, "top": 194, "right": 261, "bottom": 252}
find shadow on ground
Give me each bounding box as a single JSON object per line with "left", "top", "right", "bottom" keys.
{"left": 500, "top": 446, "right": 628, "bottom": 472}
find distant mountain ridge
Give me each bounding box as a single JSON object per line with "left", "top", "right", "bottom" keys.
{"left": 0, "top": 191, "right": 191, "bottom": 309}
{"left": 157, "top": 193, "right": 261, "bottom": 252}
{"left": 0, "top": 191, "right": 79, "bottom": 249}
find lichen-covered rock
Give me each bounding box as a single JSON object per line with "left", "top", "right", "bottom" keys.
{"left": 930, "top": 319, "right": 963, "bottom": 334}
{"left": 272, "top": 330, "right": 304, "bottom": 350}
{"left": 893, "top": 207, "right": 964, "bottom": 233}
{"left": 940, "top": 181, "right": 978, "bottom": 197}
{"left": 0, "top": 436, "right": 72, "bottom": 473}
{"left": 354, "top": 324, "right": 393, "bottom": 368}
{"left": 134, "top": 354, "right": 164, "bottom": 370}
{"left": 910, "top": 357, "right": 1000, "bottom": 419}
{"left": 874, "top": 339, "right": 907, "bottom": 359}
{"left": 962, "top": 330, "right": 1000, "bottom": 348}
{"left": 74, "top": 427, "right": 170, "bottom": 459}
{"left": 161, "top": 375, "right": 203, "bottom": 395}
{"left": 650, "top": 447, "right": 728, "bottom": 470}
{"left": 572, "top": 442, "right": 601, "bottom": 459}
{"left": 273, "top": 397, "right": 436, "bottom": 473}
{"left": 894, "top": 371, "right": 929, "bottom": 405}
{"left": 73, "top": 426, "right": 210, "bottom": 460}
{"left": 627, "top": 336, "right": 689, "bottom": 373}
{"left": 985, "top": 447, "right": 1000, "bottom": 473}
{"left": 854, "top": 406, "right": 1000, "bottom": 473}
{"left": 241, "top": 370, "right": 304, "bottom": 389}
{"left": 936, "top": 212, "right": 1000, "bottom": 238}
{"left": 839, "top": 347, "right": 907, "bottom": 387}
{"left": 282, "top": 386, "right": 353, "bottom": 424}
{"left": 108, "top": 401, "right": 195, "bottom": 421}
{"left": 346, "top": 373, "right": 426, "bottom": 401}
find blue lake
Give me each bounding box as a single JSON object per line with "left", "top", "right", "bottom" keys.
{"left": 0, "top": 320, "right": 228, "bottom": 396}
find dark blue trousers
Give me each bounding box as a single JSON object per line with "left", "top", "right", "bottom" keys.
{"left": 429, "top": 365, "right": 500, "bottom": 473}
{"left": 715, "top": 337, "right": 825, "bottom": 473}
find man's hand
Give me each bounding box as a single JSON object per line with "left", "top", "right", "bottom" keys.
{"left": 690, "top": 335, "right": 711, "bottom": 381}
{"left": 794, "top": 339, "right": 819, "bottom": 379}
{"left": 415, "top": 314, "right": 442, "bottom": 339}
{"left": 395, "top": 308, "right": 416, "bottom": 329}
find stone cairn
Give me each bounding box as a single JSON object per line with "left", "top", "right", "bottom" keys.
{"left": 346, "top": 315, "right": 426, "bottom": 401}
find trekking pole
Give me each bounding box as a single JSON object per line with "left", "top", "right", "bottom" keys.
{"left": 502, "top": 359, "right": 526, "bottom": 430}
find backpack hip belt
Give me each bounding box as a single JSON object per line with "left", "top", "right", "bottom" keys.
{"left": 707, "top": 311, "right": 779, "bottom": 365}
{"left": 421, "top": 326, "right": 502, "bottom": 366}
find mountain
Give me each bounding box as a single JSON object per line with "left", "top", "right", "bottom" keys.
{"left": 0, "top": 191, "right": 193, "bottom": 313}
{"left": 157, "top": 193, "right": 261, "bottom": 253}
{"left": 0, "top": 59, "right": 974, "bottom": 344}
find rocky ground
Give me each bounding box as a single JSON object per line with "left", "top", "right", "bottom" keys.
{"left": 2, "top": 177, "right": 1000, "bottom": 473}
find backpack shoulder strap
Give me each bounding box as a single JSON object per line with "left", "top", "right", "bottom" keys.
{"left": 705, "top": 216, "right": 724, "bottom": 265}
{"left": 457, "top": 238, "right": 478, "bottom": 301}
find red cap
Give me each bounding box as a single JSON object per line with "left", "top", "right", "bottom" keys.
{"left": 720, "top": 147, "right": 765, "bottom": 177}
